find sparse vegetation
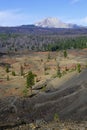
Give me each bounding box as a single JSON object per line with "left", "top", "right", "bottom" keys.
{"left": 0, "top": 48, "right": 87, "bottom": 129}
{"left": 0, "top": 49, "right": 86, "bottom": 99}
{"left": 0, "top": 25, "right": 87, "bottom": 130}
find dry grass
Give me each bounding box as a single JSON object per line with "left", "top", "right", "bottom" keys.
{"left": 0, "top": 50, "right": 87, "bottom": 98}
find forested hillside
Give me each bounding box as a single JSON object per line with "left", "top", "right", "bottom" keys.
{"left": 0, "top": 26, "right": 87, "bottom": 52}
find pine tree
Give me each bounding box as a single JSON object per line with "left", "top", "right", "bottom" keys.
{"left": 26, "top": 71, "right": 35, "bottom": 94}
{"left": 20, "top": 65, "right": 24, "bottom": 76}
{"left": 6, "top": 65, "right": 9, "bottom": 73}
{"left": 47, "top": 52, "right": 51, "bottom": 60}
{"left": 77, "top": 63, "right": 81, "bottom": 73}
{"left": 57, "top": 63, "right": 61, "bottom": 78}
{"left": 64, "top": 50, "right": 67, "bottom": 58}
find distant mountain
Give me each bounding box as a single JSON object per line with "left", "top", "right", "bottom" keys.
{"left": 35, "top": 17, "right": 79, "bottom": 28}
{"left": 0, "top": 17, "right": 86, "bottom": 34}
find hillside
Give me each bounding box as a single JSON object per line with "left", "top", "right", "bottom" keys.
{"left": 0, "top": 68, "right": 87, "bottom": 129}
{"left": 0, "top": 24, "right": 87, "bottom": 129}
{"left": 0, "top": 28, "right": 87, "bottom": 53}
{"left": 0, "top": 25, "right": 87, "bottom": 34}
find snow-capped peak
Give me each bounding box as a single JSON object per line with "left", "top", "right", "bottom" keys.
{"left": 35, "top": 17, "right": 78, "bottom": 28}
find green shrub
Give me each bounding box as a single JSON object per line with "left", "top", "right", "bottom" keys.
{"left": 63, "top": 50, "right": 67, "bottom": 58}
{"left": 57, "top": 64, "right": 61, "bottom": 78}
{"left": 62, "top": 71, "right": 67, "bottom": 76}
{"left": 23, "top": 88, "right": 28, "bottom": 97}
{"left": 47, "top": 52, "right": 51, "bottom": 60}
{"left": 7, "top": 75, "right": 9, "bottom": 81}
{"left": 26, "top": 71, "right": 35, "bottom": 95}
{"left": 41, "top": 59, "right": 43, "bottom": 62}
{"left": 45, "top": 72, "right": 49, "bottom": 75}
{"left": 77, "top": 63, "right": 81, "bottom": 73}
{"left": 41, "top": 86, "right": 46, "bottom": 92}
{"left": 6, "top": 65, "right": 9, "bottom": 73}
{"left": 12, "top": 71, "right": 16, "bottom": 76}
{"left": 54, "top": 113, "right": 59, "bottom": 122}
{"left": 20, "top": 65, "right": 24, "bottom": 76}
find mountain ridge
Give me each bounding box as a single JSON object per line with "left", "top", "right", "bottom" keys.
{"left": 35, "top": 17, "right": 79, "bottom": 28}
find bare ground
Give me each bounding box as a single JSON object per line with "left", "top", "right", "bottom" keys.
{"left": 0, "top": 50, "right": 87, "bottom": 129}
{"left": 0, "top": 69, "right": 87, "bottom": 129}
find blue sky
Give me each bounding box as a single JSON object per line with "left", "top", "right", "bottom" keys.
{"left": 0, "top": 0, "right": 87, "bottom": 26}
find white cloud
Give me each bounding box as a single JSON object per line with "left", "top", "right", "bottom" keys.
{"left": 66, "top": 16, "right": 87, "bottom": 26}
{"left": 0, "top": 9, "right": 34, "bottom": 26}
{"left": 81, "top": 17, "right": 87, "bottom": 24}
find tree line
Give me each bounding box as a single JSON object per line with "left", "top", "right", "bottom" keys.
{"left": 0, "top": 33, "right": 87, "bottom": 52}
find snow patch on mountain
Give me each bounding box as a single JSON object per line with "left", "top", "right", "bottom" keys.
{"left": 35, "top": 17, "right": 79, "bottom": 28}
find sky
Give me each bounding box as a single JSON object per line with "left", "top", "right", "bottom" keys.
{"left": 0, "top": 0, "right": 87, "bottom": 26}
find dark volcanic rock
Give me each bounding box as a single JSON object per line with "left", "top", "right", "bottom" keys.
{"left": 0, "top": 69, "right": 87, "bottom": 128}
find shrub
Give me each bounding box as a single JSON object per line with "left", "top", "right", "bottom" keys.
{"left": 77, "top": 63, "right": 81, "bottom": 73}
{"left": 23, "top": 88, "right": 28, "bottom": 97}
{"left": 54, "top": 113, "right": 59, "bottom": 122}
{"left": 41, "top": 59, "right": 43, "bottom": 62}
{"left": 12, "top": 71, "right": 16, "bottom": 76}
{"left": 26, "top": 71, "right": 35, "bottom": 94}
{"left": 20, "top": 65, "right": 24, "bottom": 76}
{"left": 7, "top": 75, "right": 9, "bottom": 81}
{"left": 57, "top": 63, "right": 61, "bottom": 78}
{"left": 64, "top": 50, "right": 67, "bottom": 58}
{"left": 6, "top": 65, "right": 9, "bottom": 73}
{"left": 41, "top": 86, "right": 46, "bottom": 92}
{"left": 45, "top": 72, "right": 49, "bottom": 75}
